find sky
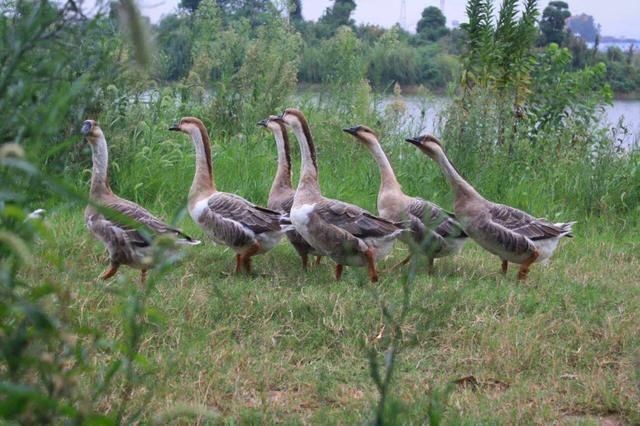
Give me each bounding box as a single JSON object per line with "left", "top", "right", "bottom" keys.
{"left": 124, "top": 0, "right": 640, "bottom": 39}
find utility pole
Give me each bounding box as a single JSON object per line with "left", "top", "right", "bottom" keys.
{"left": 399, "top": 0, "right": 407, "bottom": 29}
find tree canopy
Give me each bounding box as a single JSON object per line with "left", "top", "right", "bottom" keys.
{"left": 566, "top": 13, "right": 599, "bottom": 43}
{"left": 539, "top": 1, "right": 571, "bottom": 46}
{"left": 416, "top": 6, "right": 449, "bottom": 42}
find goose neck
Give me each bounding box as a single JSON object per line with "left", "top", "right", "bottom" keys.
{"left": 291, "top": 121, "right": 320, "bottom": 195}
{"left": 187, "top": 125, "right": 216, "bottom": 201}
{"left": 271, "top": 127, "right": 293, "bottom": 193}
{"left": 433, "top": 147, "right": 481, "bottom": 202}
{"left": 366, "top": 138, "right": 402, "bottom": 193}
{"left": 89, "top": 134, "right": 112, "bottom": 197}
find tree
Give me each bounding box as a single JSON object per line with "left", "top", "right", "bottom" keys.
{"left": 179, "top": 0, "right": 200, "bottom": 13}
{"left": 180, "top": 0, "right": 275, "bottom": 25}
{"left": 156, "top": 14, "right": 193, "bottom": 81}
{"left": 317, "top": 0, "right": 356, "bottom": 37}
{"left": 416, "top": 6, "right": 449, "bottom": 42}
{"left": 288, "top": 0, "right": 302, "bottom": 23}
{"left": 539, "top": 1, "right": 570, "bottom": 46}
{"left": 566, "top": 13, "right": 598, "bottom": 43}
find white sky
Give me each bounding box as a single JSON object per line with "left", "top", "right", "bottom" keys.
{"left": 120, "top": 0, "right": 640, "bottom": 38}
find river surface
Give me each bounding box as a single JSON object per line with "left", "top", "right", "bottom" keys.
{"left": 374, "top": 95, "right": 640, "bottom": 149}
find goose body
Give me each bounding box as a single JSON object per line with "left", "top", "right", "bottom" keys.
{"left": 406, "top": 134, "right": 575, "bottom": 280}
{"left": 258, "top": 116, "right": 323, "bottom": 269}
{"left": 81, "top": 120, "right": 200, "bottom": 284}
{"left": 344, "top": 125, "right": 467, "bottom": 272}
{"left": 280, "top": 109, "right": 405, "bottom": 282}
{"left": 169, "top": 117, "right": 288, "bottom": 273}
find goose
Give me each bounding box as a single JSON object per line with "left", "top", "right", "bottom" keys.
{"left": 405, "top": 134, "right": 575, "bottom": 280}
{"left": 169, "top": 117, "right": 289, "bottom": 274}
{"left": 279, "top": 109, "right": 405, "bottom": 282}
{"left": 258, "top": 116, "right": 323, "bottom": 269}
{"left": 343, "top": 125, "right": 467, "bottom": 273}
{"left": 82, "top": 120, "right": 200, "bottom": 284}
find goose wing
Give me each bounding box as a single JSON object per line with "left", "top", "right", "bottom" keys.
{"left": 489, "top": 203, "right": 566, "bottom": 241}
{"left": 206, "top": 192, "right": 285, "bottom": 235}
{"left": 314, "top": 198, "right": 403, "bottom": 239}
{"left": 85, "top": 208, "right": 151, "bottom": 249}
{"left": 268, "top": 192, "right": 294, "bottom": 214}
{"left": 407, "top": 198, "right": 467, "bottom": 240}
{"left": 105, "top": 197, "right": 198, "bottom": 243}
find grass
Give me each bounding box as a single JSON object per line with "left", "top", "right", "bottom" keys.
{"left": 13, "top": 93, "right": 639, "bottom": 423}
{"left": 21, "top": 204, "right": 640, "bottom": 423}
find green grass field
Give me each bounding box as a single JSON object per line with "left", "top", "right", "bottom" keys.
{"left": 21, "top": 206, "right": 640, "bottom": 424}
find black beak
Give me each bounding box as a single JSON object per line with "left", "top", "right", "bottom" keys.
{"left": 257, "top": 119, "right": 268, "bottom": 127}
{"left": 405, "top": 137, "right": 421, "bottom": 146}
{"left": 168, "top": 123, "right": 180, "bottom": 131}
{"left": 343, "top": 126, "right": 360, "bottom": 136}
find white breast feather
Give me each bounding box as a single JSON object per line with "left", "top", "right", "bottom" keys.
{"left": 290, "top": 204, "right": 315, "bottom": 227}
{"left": 190, "top": 198, "right": 210, "bottom": 224}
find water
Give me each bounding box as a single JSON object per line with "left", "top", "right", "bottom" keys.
{"left": 376, "top": 95, "right": 640, "bottom": 149}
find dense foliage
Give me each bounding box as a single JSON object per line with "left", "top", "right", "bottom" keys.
{"left": 1, "top": 0, "right": 639, "bottom": 423}
{"left": 150, "top": 0, "right": 640, "bottom": 96}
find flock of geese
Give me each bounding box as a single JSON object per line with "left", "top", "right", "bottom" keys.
{"left": 81, "top": 109, "right": 574, "bottom": 284}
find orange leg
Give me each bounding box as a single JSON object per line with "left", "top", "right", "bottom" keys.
{"left": 300, "top": 253, "right": 309, "bottom": 270}
{"left": 314, "top": 256, "right": 322, "bottom": 266}
{"left": 140, "top": 269, "right": 148, "bottom": 285}
{"left": 335, "top": 264, "right": 343, "bottom": 281}
{"left": 365, "top": 249, "right": 378, "bottom": 283}
{"left": 517, "top": 251, "right": 539, "bottom": 281}
{"left": 100, "top": 264, "right": 119, "bottom": 280}
{"left": 235, "top": 254, "right": 243, "bottom": 274}
{"left": 241, "top": 242, "right": 261, "bottom": 274}
{"left": 501, "top": 260, "right": 508, "bottom": 275}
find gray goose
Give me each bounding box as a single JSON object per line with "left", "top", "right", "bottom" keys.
{"left": 169, "top": 117, "right": 289, "bottom": 274}
{"left": 82, "top": 120, "right": 200, "bottom": 284}
{"left": 406, "top": 134, "right": 575, "bottom": 280}
{"left": 258, "top": 116, "right": 323, "bottom": 269}
{"left": 343, "top": 125, "right": 467, "bottom": 273}
{"left": 279, "top": 109, "right": 405, "bottom": 282}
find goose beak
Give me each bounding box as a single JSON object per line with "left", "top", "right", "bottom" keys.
{"left": 168, "top": 123, "right": 180, "bottom": 131}
{"left": 405, "top": 137, "right": 421, "bottom": 147}
{"left": 257, "top": 119, "right": 268, "bottom": 127}
{"left": 343, "top": 127, "right": 360, "bottom": 136}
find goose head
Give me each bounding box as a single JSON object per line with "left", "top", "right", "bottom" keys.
{"left": 168, "top": 116, "right": 207, "bottom": 136}
{"left": 405, "top": 134, "right": 444, "bottom": 159}
{"left": 258, "top": 115, "right": 287, "bottom": 134}
{"left": 279, "top": 108, "right": 305, "bottom": 130}
{"left": 81, "top": 119, "right": 104, "bottom": 143}
{"left": 343, "top": 125, "right": 378, "bottom": 145}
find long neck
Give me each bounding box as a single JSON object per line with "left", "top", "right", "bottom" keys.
{"left": 292, "top": 120, "right": 321, "bottom": 195}
{"left": 270, "top": 127, "right": 293, "bottom": 195}
{"left": 432, "top": 147, "right": 481, "bottom": 202}
{"left": 89, "top": 134, "right": 112, "bottom": 198}
{"left": 366, "top": 138, "right": 401, "bottom": 193}
{"left": 188, "top": 126, "right": 216, "bottom": 200}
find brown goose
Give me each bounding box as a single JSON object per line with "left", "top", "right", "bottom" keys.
{"left": 169, "top": 117, "right": 289, "bottom": 274}
{"left": 258, "top": 116, "right": 323, "bottom": 269}
{"left": 406, "top": 134, "right": 575, "bottom": 280}
{"left": 82, "top": 120, "right": 200, "bottom": 284}
{"left": 279, "top": 109, "right": 405, "bottom": 282}
{"left": 343, "top": 125, "right": 467, "bottom": 273}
